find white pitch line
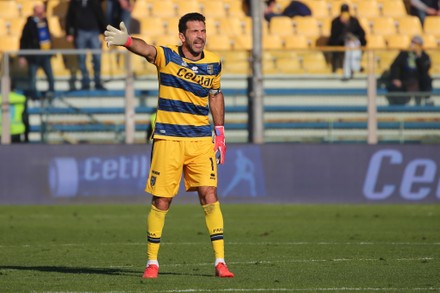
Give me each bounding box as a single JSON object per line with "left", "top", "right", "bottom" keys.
{"left": 150, "top": 288, "right": 440, "bottom": 292}
{"left": 1, "top": 241, "right": 440, "bottom": 248}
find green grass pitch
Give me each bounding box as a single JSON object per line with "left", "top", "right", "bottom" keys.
{"left": 0, "top": 204, "right": 439, "bottom": 292}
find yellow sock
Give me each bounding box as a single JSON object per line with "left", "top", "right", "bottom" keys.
{"left": 203, "top": 201, "right": 225, "bottom": 260}
{"left": 147, "top": 204, "right": 168, "bottom": 261}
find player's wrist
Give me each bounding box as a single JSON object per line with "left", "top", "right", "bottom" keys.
{"left": 124, "top": 36, "right": 133, "bottom": 47}
{"left": 214, "top": 126, "right": 224, "bottom": 136}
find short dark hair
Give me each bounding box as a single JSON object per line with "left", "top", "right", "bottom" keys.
{"left": 178, "top": 12, "right": 206, "bottom": 33}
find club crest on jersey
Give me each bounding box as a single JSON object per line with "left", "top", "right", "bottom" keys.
{"left": 150, "top": 176, "right": 156, "bottom": 187}
{"left": 207, "top": 64, "right": 214, "bottom": 75}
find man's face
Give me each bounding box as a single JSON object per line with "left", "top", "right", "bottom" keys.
{"left": 34, "top": 5, "right": 45, "bottom": 19}
{"left": 179, "top": 20, "right": 206, "bottom": 57}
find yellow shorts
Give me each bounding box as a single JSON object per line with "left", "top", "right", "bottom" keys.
{"left": 145, "top": 139, "right": 218, "bottom": 197}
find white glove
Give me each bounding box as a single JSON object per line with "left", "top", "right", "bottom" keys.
{"left": 104, "top": 22, "right": 131, "bottom": 47}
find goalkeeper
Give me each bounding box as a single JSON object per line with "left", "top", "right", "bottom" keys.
{"left": 104, "top": 13, "right": 233, "bottom": 279}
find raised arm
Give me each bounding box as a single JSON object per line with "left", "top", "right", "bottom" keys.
{"left": 104, "top": 22, "right": 157, "bottom": 63}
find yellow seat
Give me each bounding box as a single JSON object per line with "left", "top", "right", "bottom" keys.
{"left": 163, "top": 17, "right": 180, "bottom": 35}
{"left": 302, "top": 0, "right": 331, "bottom": 18}
{"left": 202, "top": 2, "right": 226, "bottom": 18}
{"left": 367, "top": 35, "right": 386, "bottom": 49}
{"left": 424, "top": 16, "right": 440, "bottom": 37}
{"left": 396, "top": 16, "right": 422, "bottom": 36}
{"left": 422, "top": 34, "right": 438, "bottom": 49}
{"left": 359, "top": 17, "right": 372, "bottom": 35}
{"left": 131, "top": 54, "right": 155, "bottom": 76}
{"left": 232, "top": 35, "right": 252, "bottom": 50}
{"left": 224, "top": 0, "right": 246, "bottom": 18}
{"left": 274, "top": 51, "right": 302, "bottom": 74}
{"left": 139, "top": 17, "right": 166, "bottom": 36}
{"left": 269, "top": 16, "right": 294, "bottom": 36}
{"left": 0, "top": 35, "right": 20, "bottom": 52}
{"left": 386, "top": 34, "right": 410, "bottom": 49}
{"left": 293, "top": 17, "right": 320, "bottom": 37}
{"left": 153, "top": 34, "right": 181, "bottom": 47}
{"left": 370, "top": 17, "right": 397, "bottom": 36}
{"left": 150, "top": 1, "right": 177, "bottom": 18}
{"left": 284, "top": 35, "right": 310, "bottom": 49}
{"left": 263, "top": 35, "right": 284, "bottom": 50}
{"left": 175, "top": 0, "right": 201, "bottom": 15}
{"left": 354, "top": 1, "right": 380, "bottom": 18}
{"left": 374, "top": 50, "right": 399, "bottom": 72}
{"left": 379, "top": 0, "right": 407, "bottom": 17}
{"left": 205, "top": 18, "right": 221, "bottom": 35}
{"left": 218, "top": 18, "right": 248, "bottom": 36}
{"left": 220, "top": 50, "right": 250, "bottom": 74}
{"left": 298, "top": 51, "right": 330, "bottom": 73}
{"left": 206, "top": 35, "right": 232, "bottom": 51}
{"left": 132, "top": 0, "right": 151, "bottom": 19}
{"left": 317, "top": 17, "right": 332, "bottom": 36}
{"left": 50, "top": 53, "right": 70, "bottom": 77}
{"left": 17, "top": 0, "right": 41, "bottom": 17}
{"left": 429, "top": 50, "right": 440, "bottom": 74}
{"left": 6, "top": 18, "right": 26, "bottom": 36}
{"left": 0, "top": 1, "right": 19, "bottom": 19}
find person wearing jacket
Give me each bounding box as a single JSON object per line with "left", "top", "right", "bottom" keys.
{"left": 387, "top": 35, "right": 433, "bottom": 106}
{"left": 66, "top": 0, "right": 107, "bottom": 90}
{"left": 19, "top": 2, "right": 55, "bottom": 100}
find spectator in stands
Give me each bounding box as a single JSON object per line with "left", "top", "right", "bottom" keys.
{"left": 19, "top": 2, "right": 55, "bottom": 100}
{"left": 410, "top": 0, "right": 440, "bottom": 26}
{"left": 328, "top": 4, "right": 366, "bottom": 78}
{"left": 264, "top": 0, "right": 311, "bottom": 21}
{"left": 66, "top": 0, "right": 107, "bottom": 90}
{"left": 107, "top": 0, "right": 135, "bottom": 28}
{"left": 386, "top": 35, "right": 433, "bottom": 106}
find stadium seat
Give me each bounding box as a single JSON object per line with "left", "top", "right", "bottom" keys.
{"left": 293, "top": 17, "right": 320, "bottom": 37}
{"left": 131, "top": 0, "right": 150, "bottom": 19}
{"left": 424, "top": 17, "right": 440, "bottom": 37}
{"left": 367, "top": 35, "right": 386, "bottom": 49}
{"left": 263, "top": 35, "right": 284, "bottom": 50}
{"left": 396, "top": 16, "right": 422, "bottom": 36}
{"left": 6, "top": 18, "right": 25, "bottom": 36}
{"left": 283, "top": 35, "right": 310, "bottom": 49}
{"left": 422, "top": 34, "right": 438, "bottom": 49}
{"left": 429, "top": 50, "right": 440, "bottom": 74}
{"left": 153, "top": 34, "right": 182, "bottom": 47}
{"left": 17, "top": 0, "right": 41, "bottom": 17}
{"left": 175, "top": 0, "right": 201, "bottom": 15}
{"left": 50, "top": 53, "right": 70, "bottom": 77}
{"left": 218, "top": 18, "right": 247, "bottom": 36}
{"left": 274, "top": 51, "right": 302, "bottom": 74}
{"left": 386, "top": 34, "right": 410, "bottom": 49}
{"left": 379, "top": 0, "right": 408, "bottom": 17}
{"left": 205, "top": 18, "right": 221, "bottom": 35}
{"left": 206, "top": 35, "right": 232, "bottom": 51}
{"left": 298, "top": 51, "right": 330, "bottom": 73}
{"left": 302, "top": 0, "right": 331, "bottom": 18}
{"left": 263, "top": 52, "right": 278, "bottom": 74}
{"left": 269, "top": 16, "right": 294, "bottom": 36}
{"left": 374, "top": 50, "right": 399, "bottom": 72}
{"left": 139, "top": 17, "right": 166, "bottom": 37}
{"left": 163, "top": 17, "right": 180, "bottom": 35}
{"left": 370, "top": 17, "right": 397, "bottom": 36}
{"left": 359, "top": 17, "right": 372, "bottom": 35}
{"left": 0, "top": 35, "right": 20, "bottom": 51}
{"left": 150, "top": 1, "right": 177, "bottom": 18}
{"left": 0, "top": 1, "right": 19, "bottom": 18}
{"left": 0, "top": 19, "right": 7, "bottom": 36}
{"left": 224, "top": 0, "right": 246, "bottom": 18}
{"left": 353, "top": 0, "right": 380, "bottom": 18}
{"left": 202, "top": 2, "right": 227, "bottom": 18}
{"left": 231, "top": 34, "right": 252, "bottom": 50}
{"left": 317, "top": 17, "right": 332, "bottom": 36}
{"left": 219, "top": 50, "right": 250, "bottom": 74}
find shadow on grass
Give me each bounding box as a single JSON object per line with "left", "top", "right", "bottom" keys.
{"left": 0, "top": 265, "right": 139, "bottom": 276}
{"left": 1, "top": 266, "right": 214, "bottom": 278}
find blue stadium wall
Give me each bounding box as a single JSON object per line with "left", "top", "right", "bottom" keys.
{"left": 1, "top": 144, "right": 440, "bottom": 204}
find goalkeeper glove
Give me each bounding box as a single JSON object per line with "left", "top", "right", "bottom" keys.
{"left": 104, "top": 22, "right": 132, "bottom": 48}
{"left": 214, "top": 126, "right": 226, "bottom": 165}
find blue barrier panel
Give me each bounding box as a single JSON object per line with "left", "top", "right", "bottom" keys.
{"left": 1, "top": 144, "right": 439, "bottom": 204}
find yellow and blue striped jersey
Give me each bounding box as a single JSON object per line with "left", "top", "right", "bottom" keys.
{"left": 152, "top": 45, "right": 222, "bottom": 140}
